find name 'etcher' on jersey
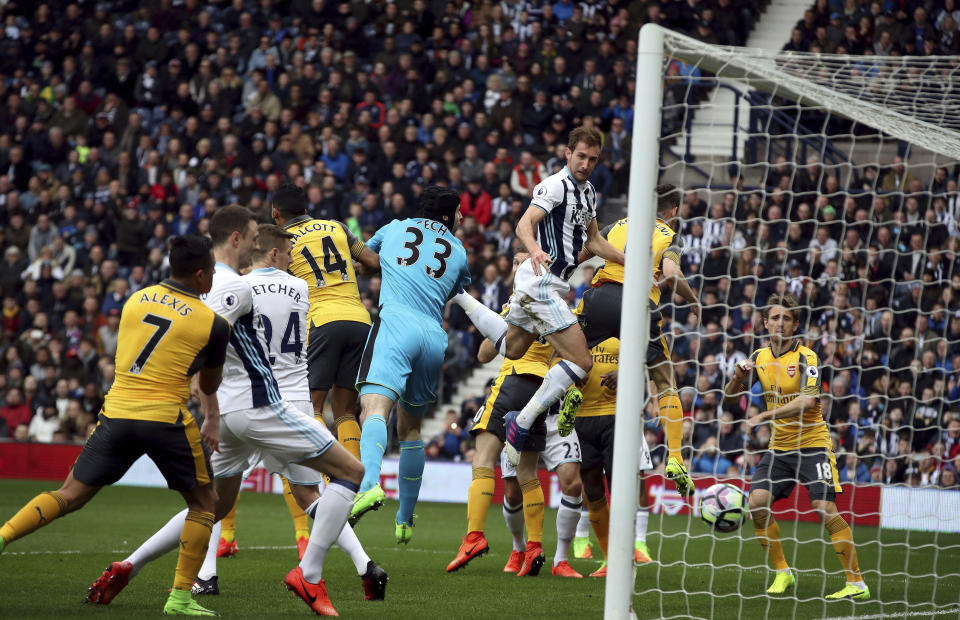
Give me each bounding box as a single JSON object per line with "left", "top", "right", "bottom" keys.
{"left": 530, "top": 168, "right": 597, "bottom": 280}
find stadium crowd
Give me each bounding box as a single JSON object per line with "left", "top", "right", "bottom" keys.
{"left": 0, "top": 0, "right": 955, "bottom": 491}
{"left": 785, "top": 0, "right": 960, "bottom": 56}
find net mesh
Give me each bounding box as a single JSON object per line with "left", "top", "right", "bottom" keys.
{"left": 628, "top": 28, "right": 960, "bottom": 619}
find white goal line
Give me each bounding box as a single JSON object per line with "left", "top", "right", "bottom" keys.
{"left": 823, "top": 607, "right": 960, "bottom": 620}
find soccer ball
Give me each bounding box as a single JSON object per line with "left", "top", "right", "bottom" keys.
{"left": 698, "top": 483, "right": 747, "bottom": 533}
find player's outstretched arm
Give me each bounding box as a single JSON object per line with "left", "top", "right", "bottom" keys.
{"left": 583, "top": 220, "right": 625, "bottom": 265}
{"left": 661, "top": 256, "right": 700, "bottom": 320}
{"left": 516, "top": 206, "right": 552, "bottom": 275}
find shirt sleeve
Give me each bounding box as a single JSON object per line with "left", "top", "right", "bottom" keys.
{"left": 341, "top": 221, "right": 367, "bottom": 259}
{"left": 663, "top": 232, "right": 684, "bottom": 265}
{"left": 367, "top": 222, "right": 389, "bottom": 253}
{"left": 529, "top": 177, "right": 564, "bottom": 213}
{"left": 187, "top": 313, "right": 231, "bottom": 374}
{"left": 798, "top": 349, "right": 821, "bottom": 396}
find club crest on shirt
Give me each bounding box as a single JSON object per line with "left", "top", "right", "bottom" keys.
{"left": 786, "top": 365, "right": 796, "bottom": 378}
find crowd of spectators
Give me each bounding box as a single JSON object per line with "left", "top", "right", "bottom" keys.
{"left": 0, "top": 0, "right": 760, "bottom": 446}
{"left": 785, "top": 0, "right": 960, "bottom": 56}
{"left": 0, "top": 0, "right": 954, "bottom": 492}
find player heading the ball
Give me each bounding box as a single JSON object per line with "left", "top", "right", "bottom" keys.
{"left": 450, "top": 127, "right": 625, "bottom": 467}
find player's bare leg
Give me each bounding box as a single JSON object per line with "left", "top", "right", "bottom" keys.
{"left": 649, "top": 358, "right": 693, "bottom": 496}
{"left": 504, "top": 324, "right": 591, "bottom": 465}
{"left": 552, "top": 461, "right": 584, "bottom": 578}
{"left": 749, "top": 489, "right": 793, "bottom": 594}
{"left": 447, "top": 431, "right": 501, "bottom": 572}
{"left": 813, "top": 499, "right": 868, "bottom": 600}
{"left": 515, "top": 450, "right": 546, "bottom": 576}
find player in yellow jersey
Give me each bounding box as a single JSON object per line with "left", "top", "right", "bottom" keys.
{"left": 566, "top": 337, "right": 656, "bottom": 577}
{"left": 446, "top": 255, "right": 586, "bottom": 578}
{"left": 272, "top": 183, "right": 380, "bottom": 467}
{"left": 576, "top": 183, "right": 699, "bottom": 497}
{"left": 724, "top": 293, "right": 869, "bottom": 601}
{"left": 0, "top": 235, "right": 230, "bottom": 617}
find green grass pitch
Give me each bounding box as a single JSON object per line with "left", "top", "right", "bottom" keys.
{"left": 1, "top": 480, "right": 958, "bottom": 619}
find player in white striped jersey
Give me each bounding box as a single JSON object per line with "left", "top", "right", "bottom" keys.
{"left": 91, "top": 208, "right": 367, "bottom": 617}
{"left": 192, "top": 224, "right": 388, "bottom": 601}
{"left": 452, "top": 126, "right": 626, "bottom": 466}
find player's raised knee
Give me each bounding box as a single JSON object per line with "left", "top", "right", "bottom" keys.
{"left": 748, "top": 490, "right": 770, "bottom": 513}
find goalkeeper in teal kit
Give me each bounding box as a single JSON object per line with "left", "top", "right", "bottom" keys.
{"left": 349, "top": 186, "right": 472, "bottom": 543}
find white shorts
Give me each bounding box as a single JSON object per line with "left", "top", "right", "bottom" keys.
{"left": 501, "top": 415, "right": 581, "bottom": 477}
{"left": 212, "top": 400, "right": 332, "bottom": 485}
{"left": 504, "top": 259, "right": 578, "bottom": 337}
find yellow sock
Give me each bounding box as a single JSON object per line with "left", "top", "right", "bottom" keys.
{"left": 0, "top": 491, "right": 67, "bottom": 544}
{"left": 753, "top": 514, "right": 789, "bottom": 571}
{"left": 659, "top": 389, "right": 684, "bottom": 462}
{"left": 466, "top": 467, "right": 495, "bottom": 533}
{"left": 335, "top": 415, "right": 363, "bottom": 460}
{"left": 520, "top": 478, "right": 544, "bottom": 544}
{"left": 220, "top": 495, "right": 239, "bottom": 543}
{"left": 282, "top": 478, "right": 310, "bottom": 540}
{"left": 172, "top": 511, "right": 214, "bottom": 591}
{"left": 587, "top": 497, "right": 610, "bottom": 558}
{"left": 826, "top": 515, "right": 861, "bottom": 582}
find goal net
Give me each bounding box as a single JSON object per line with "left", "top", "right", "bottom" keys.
{"left": 605, "top": 24, "right": 960, "bottom": 620}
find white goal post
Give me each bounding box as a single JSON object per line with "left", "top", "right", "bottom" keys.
{"left": 604, "top": 22, "right": 665, "bottom": 620}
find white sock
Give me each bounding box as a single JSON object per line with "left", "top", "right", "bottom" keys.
{"left": 575, "top": 507, "right": 591, "bottom": 538}
{"left": 197, "top": 521, "right": 221, "bottom": 580}
{"left": 336, "top": 523, "right": 371, "bottom": 575}
{"left": 516, "top": 361, "right": 588, "bottom": 429}
{"left": 125, "top": 508, "right": 188, "bottom": 578}
{"left": 635, "top": 506, "right": 649, "bottom": 544}
{"left": 554, "top": 494, "right": 582, "bottom": 566}
{"left": 453, "top": 291, "right": 508, "bottom": 355}
{"left": 300, "top": 481, "right": 355, "bottom": 583}
{"left": 502, "top": 500, "right": 526, "bottom": 552}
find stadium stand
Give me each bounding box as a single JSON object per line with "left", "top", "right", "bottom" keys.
{"left": 0, "top": 0, "right": 955, "bottom": 492}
